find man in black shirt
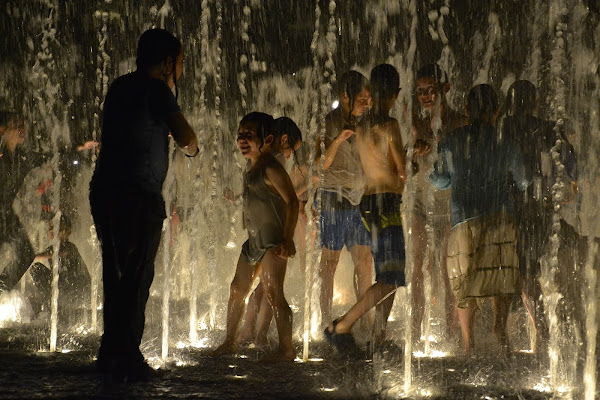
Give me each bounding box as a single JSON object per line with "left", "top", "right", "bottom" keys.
{"left": 90, "top": 28, "right": 198, "bottom": 382}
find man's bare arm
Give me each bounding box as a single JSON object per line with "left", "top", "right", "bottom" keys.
{"left": 167, "top": 112, "right": 199, "bottom": 157}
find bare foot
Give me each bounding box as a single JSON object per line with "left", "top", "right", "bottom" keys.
{"left": 260, "top": 348, "right": 296, "bottom": 363}
{"left": 253, "top": 336, "right": 269, "bottom": 348}
{"left": 236, "top": 331, "right": 254, "bottom": 346}
{"left": 211, "top": 341, "right": 238, "bottom": 357}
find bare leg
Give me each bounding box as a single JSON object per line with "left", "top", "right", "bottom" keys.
{"left": 212, "top": 255, "right": 258, "bottom": 356}
{"left": 521, "top": 273, "right": 548, "bottom": 353}
{"left": 254, "top": 285, "right": 272, "bottom": 347}
{"left": 329, "top": 282, "right": 397, "bottom": 335}
{"left": 457, "top": 300, "right": 476, "bottom": 355}
{"left": 492, "top": 295, "right": 511, "bottom": 355}
{"left": 319, "top": 247, "right": 342, "bottom": 325}
{"left": 440, "top": 223, "right": 458, "bottom": 337}
{"left": 411, "top": 214, "right": 428, "bottom": 342}
{"left": 237, "top": 283, "right": 264, "bottom": 345}
{"left": 260, "top": 249, "right": 295, "bottom": 362}
{"left": 373, "top": 288, "right": 397, "bottom": 345}
{"left": 349, "top": 244, "right": 373, "bottom": 332}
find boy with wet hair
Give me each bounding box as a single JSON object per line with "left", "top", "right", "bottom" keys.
{"left": 410, "top": 64, "right": 467, "bottom": 343}
{"left": 29, "top": 214, "right": 90, "bottom": 323}
{"left": 315, "top": 70, "right": 374, "bottom": 329}
{"left": 430, "top": 84, "right": 531, "bottom": 355}
{"left": 90, "top": 28, "right": 198, "bottom": 381}
{"left": 325, "top": 64, "right": 407, "bottom": 353}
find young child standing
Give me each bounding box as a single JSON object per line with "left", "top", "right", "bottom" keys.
{"left": 237, "top": 116, "right": 304, "bottom": 348}
{"left": 325, "top": 64, "right": 407, "bottom": 354}
{"left": 430, "top": 84, "right": 531, "bottom": 355}
{"left": 29, "top": 214, "right": 90, "bottom": 323}
{"left": 212, "top": 112, "right": 299, "bottom": 362}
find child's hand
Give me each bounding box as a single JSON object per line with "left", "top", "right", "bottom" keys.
{"left": 223, "top": 188, "right": 236, "bottom": 203}
{"left": 274, "top": 240, "right": 296, "bottom": 259}
{"left": 414, "top": 139, "right": 431, "bottom": 156}
{"left": 33, "top": 254, "right": 51, "bottom": 263}
{"left": 298, "top": 202, "right": 308, "bottom": 222}
{"left": 336, "top": 129, "right": 355, "bottom": 143}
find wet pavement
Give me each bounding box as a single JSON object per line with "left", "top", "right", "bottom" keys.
{"left": 0, "top": 324, "right": 567, "bottom": 400}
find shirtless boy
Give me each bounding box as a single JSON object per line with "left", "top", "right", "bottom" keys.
{"left": 325, "top": 64, "right": 407, "bottom": 352}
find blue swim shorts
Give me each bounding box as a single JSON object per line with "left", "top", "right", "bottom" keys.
{"left": 359, "top": 193, "right": 406, "bottom": 286}
{"left": 318, "top": 190, "right": 371, "bottom": 251}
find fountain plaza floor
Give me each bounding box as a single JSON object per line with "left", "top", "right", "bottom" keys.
{"left": 0, "top": 320, "right": 569, "bottom": 400}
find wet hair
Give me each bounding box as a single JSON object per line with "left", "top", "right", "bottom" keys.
{"left": 273, "top": 117, "right": 302, "bottom": 148}
{"left": 501, "top": 80, "right": 536, "bottom": 117}
{"left": 416, "top": 63, "right": 448, "bottom": 86}
{"left": 0, "top": 111, "right": 20, "bottom": 128}
{"left": 466, "top": 84, "right": 498, "bottom": 124}
{"left": 370, "top": 64, "right": 400, "bottom": 101}
{"left": 273, "top": 116, "right": 303, "bottom": 166}
{"left": 240, "top": 112, "right": 274, "bottom": 152}
{"left": 136, "top": 28, "right": 182, "bottom": 99}
{"left": 335, "top": 70, "right": 369, "bottom": 115}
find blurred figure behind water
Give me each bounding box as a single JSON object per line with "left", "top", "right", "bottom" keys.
{"left": 29, "top": 214, "right": 90, "bottom": 325}
{"left": 500, "top": 79, "right": 578, "bottom": 353}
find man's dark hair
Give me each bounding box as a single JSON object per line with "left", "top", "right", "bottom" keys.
{"left": 502, "top": 80, "right": 536, "bottom": 117}
{"left": 240, "top": 112, "right": 274, "bottom": 145}
{"left": 370, "top": 64, "right": 400, "bottom": 101}
{"left": 137, "top": 28, "right": 182, "bottom": 99}
{"left": 416, "top": 63, "right": 448, "bottom": 86}
{"left": 136, "top": 28, "right": 182, "bottom": 70}
{"left": 466, "top": 84, "right": 498, "bottom": 124}
{"left": 335, "top": 70, "right": 369, "bottom": 113}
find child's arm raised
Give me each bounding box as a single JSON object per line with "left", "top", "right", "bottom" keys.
{"left": 265, "top": 159, "right": 299, "bottom": 259}
{"left": 388, "top": 119, "right": 407, "bottom": 182}
{"left": 167, "top": 112, "right": 199, "bottom": 157}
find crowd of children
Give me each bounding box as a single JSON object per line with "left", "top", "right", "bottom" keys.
{"left": 0, "top": 28, "right": 580, "bottom": 382}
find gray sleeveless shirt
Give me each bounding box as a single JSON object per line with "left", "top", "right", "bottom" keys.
{"left": 241, "top": 160, "right": 287, "bottom": 264}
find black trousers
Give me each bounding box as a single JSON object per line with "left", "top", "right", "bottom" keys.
{"left": 0, "top": 210, "right": 35, "bottom": 292}
{"left": 90, "top": 188, "right": 165, "bottom": 369}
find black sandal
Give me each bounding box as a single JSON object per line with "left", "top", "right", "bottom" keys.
{"left": 324, "top": 319, "right": 361, "bottom": 356}
{"left": 324, "top": 319, "right": 340, "bottom": 344}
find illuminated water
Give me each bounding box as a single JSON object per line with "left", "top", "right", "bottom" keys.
{"left": 0, "top": 0, "right": 599, "bottom": 399}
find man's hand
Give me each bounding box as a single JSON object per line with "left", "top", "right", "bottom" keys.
{"left": 77, "top": 141, "right": 99, "bottom": 151}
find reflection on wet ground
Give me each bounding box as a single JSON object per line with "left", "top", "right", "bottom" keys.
{"left": 0, "top": 324, "right": 562, "bottom": 400}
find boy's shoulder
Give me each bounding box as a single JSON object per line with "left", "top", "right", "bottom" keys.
{"left": 360, "top": 112, "right": 397, "bottom": 129}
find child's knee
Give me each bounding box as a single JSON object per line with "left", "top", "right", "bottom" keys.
{"left": 230, "top": 279, "right": 251, "bottom": 298}
{"left": 265, "top": 287, "right": 285, "bottom": 305}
